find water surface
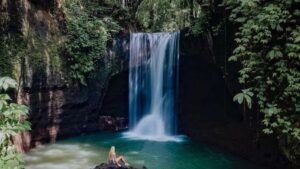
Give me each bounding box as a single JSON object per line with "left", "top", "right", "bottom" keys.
{"left": 25, "top": 132, "right": 265, "bottom": 169}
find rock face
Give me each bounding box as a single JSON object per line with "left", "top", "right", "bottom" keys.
{"left": 99, "top": 116, "right": 128, "bottom": 131}
{"left": 7, "top": 0, "right": 131, "bottom": 151}
{"left": 100, "top": 71, "right": 129, "bottom": 118}
{"left": 178, "top": 29, "right": 289, "bottom": 169}
{"left": 3, "top": 1, "right": 288, "bottom": 168}
{"left": 93, "top": 163, "right": 147, "bottom": 169}
{"left": 15, "top": 30, "right": 130, "bottom": 150}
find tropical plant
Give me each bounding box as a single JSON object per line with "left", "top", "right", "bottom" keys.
{"left": 136, "top": 0, "right": 203, "bottom": 32}
{"left": 0, "top": 77, "right": 31, "bottom": 169}
{"left": 225, "top": 0, "right": 300, "bottom": 165}
{"left": 63, "top": 0, "right": 121, "bottom": 85}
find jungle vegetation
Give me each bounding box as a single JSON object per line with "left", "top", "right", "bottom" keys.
{"left": 0, "top": 77, "right": 31, "bottom": 169}
{"left": 0, "top": 0, "right": 299, "bottom": 168}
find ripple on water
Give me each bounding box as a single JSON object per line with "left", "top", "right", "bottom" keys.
{"left": 25, "top": 132, "right": 267, "bottom": 169}
{"left": 25, "top": 144, "right": 99, "bottom": 169}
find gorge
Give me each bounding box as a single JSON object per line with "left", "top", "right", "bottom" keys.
{"left": 22, "top": 31, "right": 275, "bottom": 169}
{"left": 0, "top": 1, "right": 298, "bottom": 169}
{"left": 23, "top": 30, "right": 271, "bottom": 169}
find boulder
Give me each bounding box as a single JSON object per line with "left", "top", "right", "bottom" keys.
{"left": 93, "top": 163, "right": 147, "bottom": 169}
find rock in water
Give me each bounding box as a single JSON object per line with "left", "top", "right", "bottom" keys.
{"left": 93, "top": 163, "right": 147, "bottom": 169}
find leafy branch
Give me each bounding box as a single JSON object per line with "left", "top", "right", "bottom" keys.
{"left": 0, "top": 77, "right": 31, "bottom": 169}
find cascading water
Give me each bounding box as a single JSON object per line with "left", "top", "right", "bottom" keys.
{"left": 124, "top": 32, "right": 180, "bottom": 141}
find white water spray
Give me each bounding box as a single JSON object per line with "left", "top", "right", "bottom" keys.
{"left": 124, "top": 32, "right": 180, "bottom": 141}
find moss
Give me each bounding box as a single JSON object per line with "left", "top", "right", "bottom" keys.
{"left": 24, "top": 31, "right": 65, "bottom": 76}
{"left": 48, "top": 37, "right": 65, "bottom": 73}
{"left": 0, "top": 35, "right": 24, "bottom": 78}
{"left": 0, "top": 29, "right": 65, "bottom": 82}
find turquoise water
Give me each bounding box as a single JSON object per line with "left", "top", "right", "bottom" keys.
{"left": 25, "top": 132, "right": 266, "bottom": 169}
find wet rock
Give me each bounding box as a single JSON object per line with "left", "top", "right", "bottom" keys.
{"left": 99, "top": 116, "right": 128, "bottom": 131}
{"left": 93, "top": 163, "right": 147, "bottom": 169}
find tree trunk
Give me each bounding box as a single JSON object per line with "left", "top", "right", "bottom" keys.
{"left": 122, "top": 0, "right": 125, "bottom": 8}
{"left": 189, "top": 0, "right": 194, "bottom": 20}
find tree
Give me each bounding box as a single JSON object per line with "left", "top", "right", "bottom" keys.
{"left": 136, "top": 0, "right": 202, "bottom": 31}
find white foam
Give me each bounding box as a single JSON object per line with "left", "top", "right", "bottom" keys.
{"left": 128, "top": 151, "right": 140, "bottom": 155}
{"left": 129, "top": 32, "right": 180, "bottom": 140}
{"left": 134, "top": 160, "right": 145, "bottom": 165}
{"left": 25, "top": 144, "right": 98, "bottom": 169}
{"left": 122, "top": 131, "right": 185, "bottom": 142}
{"left": 26, "top": 162, "right": 89, "bottom": 169}
{"left": 43, "top": 149, "right": 65, "bottom": 156}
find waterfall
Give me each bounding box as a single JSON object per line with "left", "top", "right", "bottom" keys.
{"left": 124, "top": 32, "right": 180, "bottom": 141}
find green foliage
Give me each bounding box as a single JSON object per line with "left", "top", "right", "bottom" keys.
{"left": 0, "top": 36, "right": 20, "bottom": 77}
{"left": 136, "top": 0, "right": 202, "bottom": 32}
{"left": 225, "top": 0, "right": 300, "bottom": 164}
{"left": 64, "top": 0, "right": 121, "bottom": 85}
{"left": 0, "top": 77, "right": 31, "bottom": 169}
{"left": 1, "top": 12, "right": 63, "bottom": 79}
{"left": 0, "top": 0, "right": 25, "bottom": 78}
{"left": 133, "top": 0, "right": 215, "bottom": 33}
{"left": 233, "top": 88, "right": 253, "bottom": 109}
{"left": 190, "top": 10, "right": 210, "bottom": 34}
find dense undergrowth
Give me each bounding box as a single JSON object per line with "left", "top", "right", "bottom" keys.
{"left": 225, "top": 0, "right": 300, "bottom": 165}
{"left": 63, "top": 0, "right": 121, "bottom": 84}
{"left": 0, "top": 77, "right": 31, "bottom": 169}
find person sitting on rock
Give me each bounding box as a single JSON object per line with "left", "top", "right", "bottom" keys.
{"left": 108, "top": 146, "right": 129, "bottom": 167}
